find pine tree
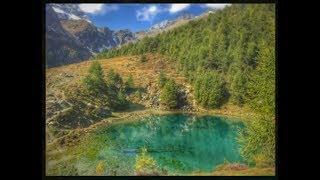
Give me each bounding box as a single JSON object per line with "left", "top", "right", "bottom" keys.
{"left": 160, "top": 79, "right": 178, "bottom": 109}
{"left": 194, "top": 72, "right": 227, "bottom": 108}
{"left": 106, "top": 69, "right": 123, "bottom": 91}
{"left": 83, "top": 61, "right": 108, "bottom": 94}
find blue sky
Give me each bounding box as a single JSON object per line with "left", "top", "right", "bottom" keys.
{"left": 78, "top": 4, "right": 229, "bottom": 32}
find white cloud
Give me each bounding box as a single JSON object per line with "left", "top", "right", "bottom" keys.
{"left": 149, "top": 6, "right": 157, "bottom": 13}
{"left": 79, "top": 4, "right": 118, "bottom": 14}
{"left": 169, "top": 4, "right": 190, "bottom": 13}
{"left": 79, "top": 4, "right": 104, "bottom": 14}
{"left": 205, "top": 4, "right": 230, "bottom": 9}
{"left": 136, "top": 5, "right": 161, "bottom": 22}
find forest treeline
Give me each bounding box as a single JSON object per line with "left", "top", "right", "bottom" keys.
{"left": 95, "top": 4, "right": 275, "bottom": 167}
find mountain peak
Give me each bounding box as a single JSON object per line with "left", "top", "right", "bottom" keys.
{"left": 48, "top": 4, "right": 92, "bottom": 23}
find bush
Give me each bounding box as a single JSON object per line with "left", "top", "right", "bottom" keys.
{"left": 157, "top": 71, "right": 167, "bottom": 88}
{"left": 140, "top": 54, "right": 147, "bottom": 63}
{"left": 160, "top": 79, "right": 178, "bottom": 109}
{"left": 95, "top": 161, "right": 106, "bottom": 175}
{"left": 135, "top": 148, "right": 159, "bottom": 176}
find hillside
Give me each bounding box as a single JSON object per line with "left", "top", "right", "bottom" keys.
{"left": 46, "top": 54, "right": 199, "bottom": 142}
{"left": 46, "top": 4, "right": 275, "bottom": 176}
{"left": 96, "top": 4, "right": 275, "bottom": 116}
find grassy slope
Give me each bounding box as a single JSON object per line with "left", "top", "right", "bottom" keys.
{"left": 47, "top": 53, "right": 255, "bottom": 118}
{"left": 47, "top": 54, "right": 186, "bottom": 91}
{"left": 46, "top": 53, "right": 191, "bottom": 118}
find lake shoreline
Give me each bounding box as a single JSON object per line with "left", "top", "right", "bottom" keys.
{"left": 47, "top": 103, "right": 256, "bottom": 149}
{"left": 47, "top": 110, "right": 245, "bottom": 175}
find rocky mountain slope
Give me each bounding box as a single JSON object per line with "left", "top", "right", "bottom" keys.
{"left": 46, "top": 5, "right": 92, "bottom": 68}
{"left": 60, "top": 20, "right": 116, "bottom": 53}
{"left": 46, "top": 4, "right": 136, "bottom": 68}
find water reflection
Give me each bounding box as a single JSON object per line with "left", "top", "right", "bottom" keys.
{"left": 77, "top": 114, "right": 244, "bottom": 175}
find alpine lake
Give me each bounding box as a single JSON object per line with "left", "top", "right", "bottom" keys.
{"left": 46, "top": 113, "right": 245, "bottom": 176}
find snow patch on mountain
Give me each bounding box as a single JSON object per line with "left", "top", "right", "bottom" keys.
{"left": 149, "top": 20, "right": 171, "bottom": 31}
{"left": 51, "top": 7, "right": 64, "bottom": 14}
{"left": 148, "top": 13, "right": 195, "bottom": 32}
{"left": 50, "top": 4, "right": 92, "bottom": 23}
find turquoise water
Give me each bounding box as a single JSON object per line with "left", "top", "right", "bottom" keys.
{"left": 72, "top": 114, "right": 244, "bottom": 175}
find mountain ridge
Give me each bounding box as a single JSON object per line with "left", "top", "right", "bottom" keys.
{"left": 46, "top": 4, "right": 136, "bottom": 68}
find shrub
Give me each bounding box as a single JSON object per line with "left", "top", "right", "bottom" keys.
{"left": 95, "top": 161, "right": 106, "bottom": 175}
{"left": 158, "top": 71, "right": 168, "bottom": 88}
{"left": 140, "top": 54, "right": 147, "bottom": 63}
{"left": 135, "top": 148, "right": 159, "bottom": 176}
{"left": 160, "top": 79, "right": 178, "bottom": 109}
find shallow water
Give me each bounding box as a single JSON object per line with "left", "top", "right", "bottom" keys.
{"left": 48, "top": 113, "right": 245, "bottom": 175}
